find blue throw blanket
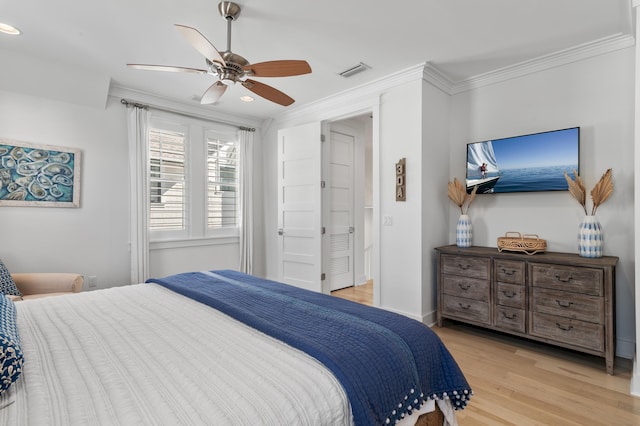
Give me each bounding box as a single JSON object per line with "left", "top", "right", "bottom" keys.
{"left": 147, "top": 270, "right": 471, "bottom": 425}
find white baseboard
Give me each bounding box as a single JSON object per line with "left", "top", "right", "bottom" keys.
{"left": 631, "top": 357, "right": 640, "bottom": 397}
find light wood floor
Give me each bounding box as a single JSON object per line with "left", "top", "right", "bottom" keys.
{"left": 331, "top": 283, "right": 640, "bottom": 425}
{"left": 331, "top": 280, "right": 373, "bottom": 306}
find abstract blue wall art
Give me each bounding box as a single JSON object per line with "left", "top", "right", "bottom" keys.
{"left": 0, "top": 139, "right": 81, "bottom": 207}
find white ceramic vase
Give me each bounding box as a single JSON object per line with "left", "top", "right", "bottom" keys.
{"left": 578, "top": 215, "right": 603, "bottom": 258}
{"left": 456, "top": 214, "right": 473, "bottom": 248}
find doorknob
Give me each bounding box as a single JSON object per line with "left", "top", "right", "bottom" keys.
{"left": 278, "top": 228, "right": 284, "bottom": 236}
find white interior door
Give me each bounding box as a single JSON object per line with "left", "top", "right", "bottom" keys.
{"left": 277, "top": 123, "right": 322, "bottom": 292}
{"left": 325, "top": 123, "right": 355, "bottom": 291}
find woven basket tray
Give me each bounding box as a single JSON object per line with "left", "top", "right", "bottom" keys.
{"left": 497, "top": 232, "right": 547, "bottom": 255}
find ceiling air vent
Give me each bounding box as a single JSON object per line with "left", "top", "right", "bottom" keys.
{"left": 338, "top": 62, "right": 370, "bottom": 78}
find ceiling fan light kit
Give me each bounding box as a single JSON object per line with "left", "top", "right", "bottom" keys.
{"left": 127, "top": 1, "right": 311, "bottom": 107}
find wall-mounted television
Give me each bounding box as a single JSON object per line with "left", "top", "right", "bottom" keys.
{"left": 466, "top": 127, "right": 580, "bottom": 194}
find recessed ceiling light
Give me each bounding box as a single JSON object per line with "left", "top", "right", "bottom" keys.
{"left": 240, "top": 95, "right": 254, "bottom": 102}
{"left": 0, "top": 23, "right": 21, "bottom": 36}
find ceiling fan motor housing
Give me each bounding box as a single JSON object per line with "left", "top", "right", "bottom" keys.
{"left": 218, "top": 2, "right": 241, "bottom": 21}
{"left": 207, "top": 50, "right": 249, "bottom": 85}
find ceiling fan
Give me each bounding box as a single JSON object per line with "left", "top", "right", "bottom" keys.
{"left": 127, "top": 1, "right": 311, "bottom": 106}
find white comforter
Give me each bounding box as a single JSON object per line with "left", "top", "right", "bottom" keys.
{"left": 0, "top": 284, "right": 353, "bottom": 425}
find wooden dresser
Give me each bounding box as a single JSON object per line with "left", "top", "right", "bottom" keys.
{"left": 435, "top": 245, "right": 618, "bottom": 374}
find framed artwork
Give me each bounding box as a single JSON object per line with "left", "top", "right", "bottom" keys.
{"left": 0, "top": 138, "right": 81, "bottom": 208}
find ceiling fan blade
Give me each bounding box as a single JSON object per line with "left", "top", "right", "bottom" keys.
{"left": 175, "top": 24, "right": 226, "bottom": 66}
{"left": 201, "top": 82, "right": 228, "bottom": 104}
{"left": 127, "top": 64, "right": 208, "bottom": 74}
{"left": 242, "top": 79, "right": 295, "bottom": 106}
{"left": 243, "top": 60, "right": 312, "bottom": 77}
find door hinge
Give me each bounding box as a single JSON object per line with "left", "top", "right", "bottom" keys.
{"left": 321, "top": 134, "right": 326, "bottom": 142}
{"left": 321, "top": 273, "right": 326, "bottom": 281}
{"left": 321, "top": 180, "right": 325, "bottom": 188}
{"left": 349, "top": 226, "right": 355, "bottom": 234}
{"left": 321, "top": 226, "right": 326, "bottom": 235}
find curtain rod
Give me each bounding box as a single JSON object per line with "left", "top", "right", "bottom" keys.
{"left": 120, "top": 98, "right": 256, "bottom": 132}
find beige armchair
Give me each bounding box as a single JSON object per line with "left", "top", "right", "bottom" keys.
{"left": 10, "top": 273, "right": 84, "bottom": 301}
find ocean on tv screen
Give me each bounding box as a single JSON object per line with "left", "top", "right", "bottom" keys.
{"left": 491, "top": 164, "right": 578, "bottom": 193}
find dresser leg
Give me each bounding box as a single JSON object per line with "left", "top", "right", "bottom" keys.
{"left": 606, "top": 355, "right": 614, "bottom": 375}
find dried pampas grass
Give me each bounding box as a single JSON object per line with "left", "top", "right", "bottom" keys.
{"left": 448, "top": 178, "right": 478, "bottom": 214}
{"left": 564, "top": 168, "right": 613, "bottom": 216}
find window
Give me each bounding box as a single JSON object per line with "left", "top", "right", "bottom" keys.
{"left": 207, "top": 136, "right": 238, "bottom": 228}
{"left": 149, "top": 127, "right": 186, "bottom": 231}
{"left": 148, "top": 113, "right": 239, "bottom": 242}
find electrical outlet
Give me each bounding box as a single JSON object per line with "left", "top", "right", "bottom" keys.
{"left": 383, "top": 216, "right": 393, "bottom": 226}
{"left": 87, "top": 276, "right": 97, "bottom": 288}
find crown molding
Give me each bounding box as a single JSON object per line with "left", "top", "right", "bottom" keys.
{"left": 448, "top": 33, "right": 635, "bottom": 94}
{"left": 422, "top": 64, "right": 456, "bottom": 94}
{"left": 275, "top": 64, "right": 425, "bottom": 124}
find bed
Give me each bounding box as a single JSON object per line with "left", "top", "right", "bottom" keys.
{"left": 0, "top": 270, "right": 471, "bottom": 425}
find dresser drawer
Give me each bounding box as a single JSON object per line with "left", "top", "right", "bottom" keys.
{"left": 530, "top": 313, "right": 604, "bottom": 352}
{"left": 442, "top": 275, "right": 489, "bottom": 301}
{"left": 496, "top": 283, "right": 525, "bottom": 309}
{"left": 531, "top": 288, "right": 603, "bottom": 324}
{"left": 442, "top": 255, "right": 489, "bottom": 280}
{"left": 494, "top": 306, "right": 525, "bottom": 333}
{"left": 442, "top": 295, "right": 490, "bottom": 324}
{"left": 530, "top": 263, "right": 603, "bottom": 296}
{"left": 495, "top": 260, "right": 525, "bottom": 285}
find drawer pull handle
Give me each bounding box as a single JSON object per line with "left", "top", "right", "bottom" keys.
{"left": 458, "top": 263, "right": 471, "bottom": 270}
{"left": 556, "top": 323, "right": 573, "bottom": 332}
{"left": 458, "top": 303, "right": 471, "bottom": 310}
{"left": 501, "top": 268, "right": 515, "bottom": 276}
{"left": 503, "top": 291, "right": 516, "bottom": 298}
{"left": 555, "top": 274, "right": 573, "bottom": 283}
{"left": 458, "top": 283, "right": 471, "bottom": 291}
{"left": 556, "top": 300, "right": 573, "bottom": 308}
{"left": 502, "top": 312, "right": 517, "bottom": 320}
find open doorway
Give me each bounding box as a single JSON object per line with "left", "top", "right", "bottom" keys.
{"left": 326, "top": 113, "right": 373, "bottom": 306}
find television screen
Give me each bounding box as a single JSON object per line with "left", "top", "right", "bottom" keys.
{"left": 466, "top": 127, "right": 580, "bottom": 194}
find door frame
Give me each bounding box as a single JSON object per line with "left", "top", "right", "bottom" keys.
{"left": 322, "top": 103, "right": 380, "bottom": 306}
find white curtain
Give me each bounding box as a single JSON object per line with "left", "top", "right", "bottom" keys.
{"left": 238, "top": 129, "right": 254, "bottom": 274}
{"left": 126, "top": 104, "right": 150, "bottom": 284}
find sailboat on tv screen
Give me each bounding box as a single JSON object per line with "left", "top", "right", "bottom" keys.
{"left": 466, "top": 141, "right": 501, "bottom": 194}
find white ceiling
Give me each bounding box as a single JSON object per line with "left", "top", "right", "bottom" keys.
{"left": 0, "top": 0, "right": 632, "bottom": 121}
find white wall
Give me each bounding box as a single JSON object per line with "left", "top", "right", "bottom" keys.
{"left": 449, "top": 47, "right": 636, "bottom": 358}
{"left": 421, "top": 80, "right": 451, "bottom": 321}
{"left": 0, "top": 90, "right": 131, "bottom": 288}
{"left": 377, "top": 79, "right": 426, "bottom": 318}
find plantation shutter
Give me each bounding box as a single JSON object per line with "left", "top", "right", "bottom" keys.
{"left": 207, "top": 137, "right": 238, "bottom": 228}
{"left": 148, "top": 127, "right": 186, "bottom": 230}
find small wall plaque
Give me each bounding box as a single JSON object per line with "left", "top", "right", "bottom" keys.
{"left": 395, "top": 158, "right": 406, "bottom": 201}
